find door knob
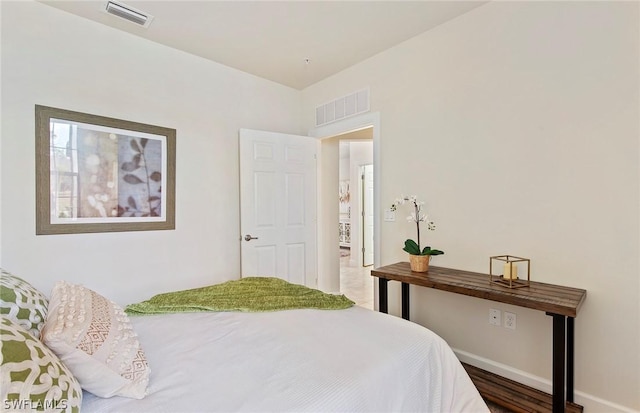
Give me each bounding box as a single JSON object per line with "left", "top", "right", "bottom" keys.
{"left": 244, "top": 234, "right": 259, "bottom": 241}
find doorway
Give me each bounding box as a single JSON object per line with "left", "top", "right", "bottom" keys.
{"left": 337, "top": 137, "right": 373, "bottom": 309}
{"left": 310, "top": 111, "right": 380, "bottom": 310}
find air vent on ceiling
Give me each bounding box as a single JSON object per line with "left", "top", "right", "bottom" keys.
{"left": 104, "top": 1, "right": 153, "bottom": 28}
{"left": 315, "top": 88, "right": 370, "bottom": 127}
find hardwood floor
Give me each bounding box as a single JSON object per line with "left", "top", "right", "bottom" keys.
{"left": 339, "top": 249, "right": 374, "bottom": 310}
{"left": 486, "top": 399, "right": 517, "bottom": 413}
{"left": 464, "top": 363, "right": 583, "bottom": 413}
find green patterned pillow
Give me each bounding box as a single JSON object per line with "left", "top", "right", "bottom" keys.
{"left": 0, "top": 316, "right": 82, "bottom": 412}
{"left": 0, "top": 269, "right": 49, "bottom": 338}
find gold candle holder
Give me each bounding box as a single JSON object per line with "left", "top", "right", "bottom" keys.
{"left": 489, "top": 255, "right": 530, "bottom": 289}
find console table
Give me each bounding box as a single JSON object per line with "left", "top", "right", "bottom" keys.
{"left": 371, "top": 262, "right": 587, "bottom": 413}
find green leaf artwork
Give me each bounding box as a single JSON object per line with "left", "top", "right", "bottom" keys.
{"left": 118, "top": 137, "right": 163, "bottom": 217}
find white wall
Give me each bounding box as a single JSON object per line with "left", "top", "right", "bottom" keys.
{"left": 0, "top": 1, "right": 302, "bottom": 305}
{"left": 303, "top": 1, "right": 639, "bottom": 411}
{"left": 317, "top": 137, "right": 340, "bottom": 293}
{"left": 339, "top": 144, "right": 350, "bottom": 181}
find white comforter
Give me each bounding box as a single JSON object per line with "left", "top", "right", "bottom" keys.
{"left": 82, "top": 306, "right": 488, "bottom": 412}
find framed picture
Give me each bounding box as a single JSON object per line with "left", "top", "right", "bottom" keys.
{"left": 339, "top": 180, "right": 350, "bottom": 215}
{"left": 35, "top": 105, "right": 176, "bottom": 235}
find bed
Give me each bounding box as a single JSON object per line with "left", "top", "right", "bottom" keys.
{"left": 0, "top": 270, "right": 489, "bottom": 413}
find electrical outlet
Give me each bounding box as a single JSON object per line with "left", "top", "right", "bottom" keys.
{"left": 489, "top": 309, "right": 501, "bottom": 326}
{"left": 504, "top": 312, "right": 516, "bottom": 330}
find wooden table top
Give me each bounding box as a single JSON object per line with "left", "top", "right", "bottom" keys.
{"left": 371, "top": 262, "right": 587, "bottom": 317}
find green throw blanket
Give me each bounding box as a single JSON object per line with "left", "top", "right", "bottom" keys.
{"left": 125, "top": 277, "right": 354, "bottom": 315}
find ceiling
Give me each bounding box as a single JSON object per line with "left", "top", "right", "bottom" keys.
{"left": 40, "top": 1, "right": 487, "bottom": 90}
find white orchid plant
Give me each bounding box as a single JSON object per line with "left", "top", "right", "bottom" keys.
{"left": 391, "top": 195, "right": 444, "bottom": 256}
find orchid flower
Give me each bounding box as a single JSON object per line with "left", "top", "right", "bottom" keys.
{"left": 390, "top": 195, "right": 438, "bottom": 254}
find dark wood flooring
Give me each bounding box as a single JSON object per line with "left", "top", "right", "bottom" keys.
{"left": 463, "top": 363, "right": 583, "bottom": 413}
{"left": 486, "top": 399, "right": 518, "bottom": 413}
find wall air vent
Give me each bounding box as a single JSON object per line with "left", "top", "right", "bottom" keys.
{"left": 104, "top": 1, "right": 153, "bottom": 28}
{"left": 315, "top": 88, "right": 370, "bottom": 127}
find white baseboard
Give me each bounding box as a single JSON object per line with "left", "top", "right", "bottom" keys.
{"left": 454, "top": 349, "right": 639, "bottom": 413}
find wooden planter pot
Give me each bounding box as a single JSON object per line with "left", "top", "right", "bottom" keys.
{"left": 409, "top": 254, "right": 430, "bottom": 273}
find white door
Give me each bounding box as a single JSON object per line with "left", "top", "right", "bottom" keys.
{"left": 362, "top": 164, "right": 374, "bottom": 266}
{"left": 239, "top": 129, "right": 318, "bottom": 287}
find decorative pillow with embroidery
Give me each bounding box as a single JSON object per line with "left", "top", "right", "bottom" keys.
{"left": 0, "top": 269, "right": 49, "bottom": 338}
{"left": 41, "top": 281, "right": 150, "bottom": 399}
{"left": 1, "top": 316, "right": 83, "bottom": 412}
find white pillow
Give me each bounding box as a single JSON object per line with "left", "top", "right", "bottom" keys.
{"left": 41, "top": 281, "right": 150, "bottom": 399}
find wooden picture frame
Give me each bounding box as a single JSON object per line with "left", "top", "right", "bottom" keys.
{"left": 35, "top": 105, "right": 176, "bottom": 235}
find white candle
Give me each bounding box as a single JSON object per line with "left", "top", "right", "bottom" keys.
{"left": 503, "top": 262, "right": 518, "bottom": 280}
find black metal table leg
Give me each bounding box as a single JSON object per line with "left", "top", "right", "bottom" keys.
{"left": 378, "top": 278, "right": 388, "bottom": 313}
{"left": 549, "top": 313, "right": 567, "bottom": 413}
{"left": 567, "top": 317, "right": 575, "bottom": 403}
{"left": 401, "top": 282, "right": 410, "bottom": 320}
